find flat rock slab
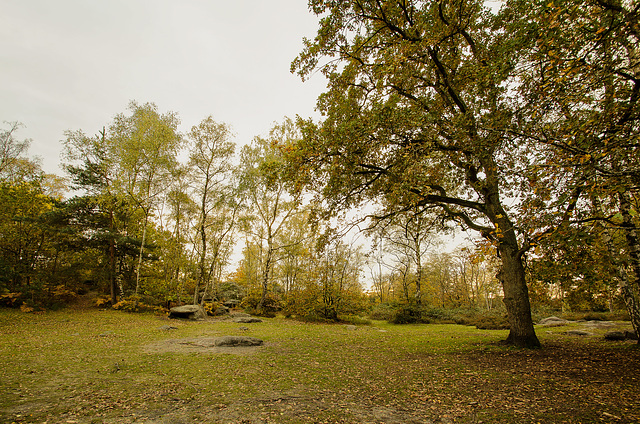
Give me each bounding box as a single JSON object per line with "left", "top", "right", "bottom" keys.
{"left": 169, "top": 305, "right": 206, "bottom": 321}
{"left": 565, "top": 330, "right": 594, "bottom": 337}
{"left": 582, "top": 320, "right": 616, "bottom": 328}
{"left": 603, "top": 330, "right": 637, "bottom": 341}
{"left": 158, "top": 325, "right": 178, "bottom": 331}
{"left": 214, "top": 336, "right": 264, "bottom": 347}
{"left": 145, "top": 337, "right": 264, "bottom": 355}
{"left": 538, "top": 316, "right": 569, "bottom": 327}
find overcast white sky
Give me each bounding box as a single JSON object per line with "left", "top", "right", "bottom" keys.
{"left": 1, "top": 0, "right": 327, "bottom": 175}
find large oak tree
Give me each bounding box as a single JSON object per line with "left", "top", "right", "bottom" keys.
{"left": 289, "top": 0, "right": 542, "bottom": 347}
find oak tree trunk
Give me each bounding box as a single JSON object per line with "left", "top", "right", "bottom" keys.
{"left": 497, "top": 242, "right": 540, "bottom": 348}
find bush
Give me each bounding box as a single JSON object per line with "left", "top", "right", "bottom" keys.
{"left": 468, "top": 314, "right": 510, "bottom": 330}
{"left": 390, "top": 304, "right": 431, "bottom": 324}
{"left": 203, "top": 301, "right": 224, "bottom": 316}
{"left": 52, "top": 284, "right": 78, "bottom": 303}
{"left": 112, "top": 296, "right": 166, "bottom": 314}
{"left": 422, "top": 307, "right": 458, "bottom": 323}
{"left": 295, "top": 312, "right": 332, "bottom": 323}
{"left": 340, "top": 315, "right": 372, "bottom": 326}
{"left": 561, "top": 310, "right": 630, "bottom": 322}
{"left": 95, "top": 296, "right": 111, "bottom": 308}
{"left": 241, "top": 289, "right": 281, "bottom": 315}
{"left": 0, "top": 292, "right": 22, "bottom": 307}
{"left": 368, "top": 303, "right": 397, "bottom": 321}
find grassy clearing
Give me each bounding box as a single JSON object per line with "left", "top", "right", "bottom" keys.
{"left": 1, "top": 309, "right": 638, "bottom": 423}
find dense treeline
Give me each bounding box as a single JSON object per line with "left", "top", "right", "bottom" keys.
{"left": 1, "top": 1, "right": 639, "bottom": 347}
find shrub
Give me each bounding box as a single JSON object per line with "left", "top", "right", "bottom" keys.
{"left": 340, "top": 315, "right": 372, "bottom": 326}
{"left": 241, "top": 289, "right": 281, "bottom": 315}
{"left": 422, "top": 307, "right": 458, "bottom": 323}
{"left": 20, "top": 302, "right": 35, "bottom": 313}
{"left": 295, "top": 312, "right": 331, "bottom": 323}
{"left": 112, "top": 296, "right": 166, "bottom": 313}
{"left": 469, "top": 314, "right": 510, "bottom": 330}
{"left": 390, "top": 304, "right": 431, "bottom": 324}
{"left": 203, "top": 301, "right": 224, "bottom": 316}
{"left": 95, "top": 296, "right": 111, "bottom": 308}
{"left": 368, "top": 303, "right": 397, "bottom": 321}
{"left": 561, "top": 310, "right": 630, "bottom": 322}
{"left": 52, "top": 285, "right": 78, "bottom": 304}
{"left": 0, "top": 292, "right": 22, "bottom": 307}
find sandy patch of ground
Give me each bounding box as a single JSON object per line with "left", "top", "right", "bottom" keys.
{"left": 144, "top": 337, "right": 267, "bottom": 355}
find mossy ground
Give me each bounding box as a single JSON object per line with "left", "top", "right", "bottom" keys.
{"left": 1, "top": 308, "right": 638, "bottom": 423}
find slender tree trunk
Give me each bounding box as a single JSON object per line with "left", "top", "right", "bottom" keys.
{"left": 258, "top": 241, "right": 273, "bottom": 313}
{"left": 109, "top": 210, "right": 117, "bottom": 304}
{"left": 618, "top": 192, "right": 640, "bottom": 343}
{"left": 135, "top": 212, "right": 148, "bottom": 295}
{"left": 415, "top": 250, "right": 423, "bottom": 305}
{"left": 195, "top": 221, "right": 207, "bottom": 305}
{"left": 109, "top": 239, "right": 117, "bottom": 304}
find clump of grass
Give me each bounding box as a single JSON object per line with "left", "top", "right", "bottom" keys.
{"left": 389, "top": 304, "right": 431, "bottom": 324}
{"left": 368, "top": 303, "right": 397, "bottom": 321}
{"left": 340, "top": 315, "right": 372, "bottom": 326}
{"left": 562, "top": 310, "right": 630, "bottom": 322}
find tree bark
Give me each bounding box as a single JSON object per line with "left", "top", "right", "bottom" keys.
{"left": 257, "top": 241, "right": 273, "bottom": 314}
{"left": 195, "top": 220, "right": 207, "bottom": 305}
{"left": 415, "top": 242, "right": 423, "bottom": 305}
{"left": 134, "top": 212, "right": 148, "bottom": 296}
{"left": 109, "top": 210, "right": 117, "bottom": 305}
{"left": 497, "top": 241, "right": 540, "bottom": 348}
{"left": 618, "top": 192, "right": 640, "bottom": 343}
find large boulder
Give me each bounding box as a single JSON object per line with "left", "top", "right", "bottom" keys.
{"left": 604, "top": 329, "right": 638, "bottom": 341}
{"left": 538, "top": 316, "right": 569, "bottom": 327}
{"left": 224, "top": 300, "right": 241, "bottom": 308}
{"left": 604, "top": 331, "right": 626, "bottom": 341}
{"left": 212, "top": 306, "right": 229, "bottom": 316}
{"left": 169, "top": 305, "right": 206, "bottom": 321}
{"left": 214, "top": 336, "right": 264, "bottom": 347}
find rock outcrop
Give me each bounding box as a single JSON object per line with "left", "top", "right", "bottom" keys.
{"left": 169, "top": 305, "right": 206, "bottom": 321}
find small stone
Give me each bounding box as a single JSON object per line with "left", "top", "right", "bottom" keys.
{"left": 344, "top": 325, "right": 358, "bottom": 331}
{"left": 158, "top": 325, "right": 178, "bottom": 331}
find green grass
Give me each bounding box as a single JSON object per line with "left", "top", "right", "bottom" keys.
{"left": 1, "top": 308, "right": 638, "bottom": 423}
